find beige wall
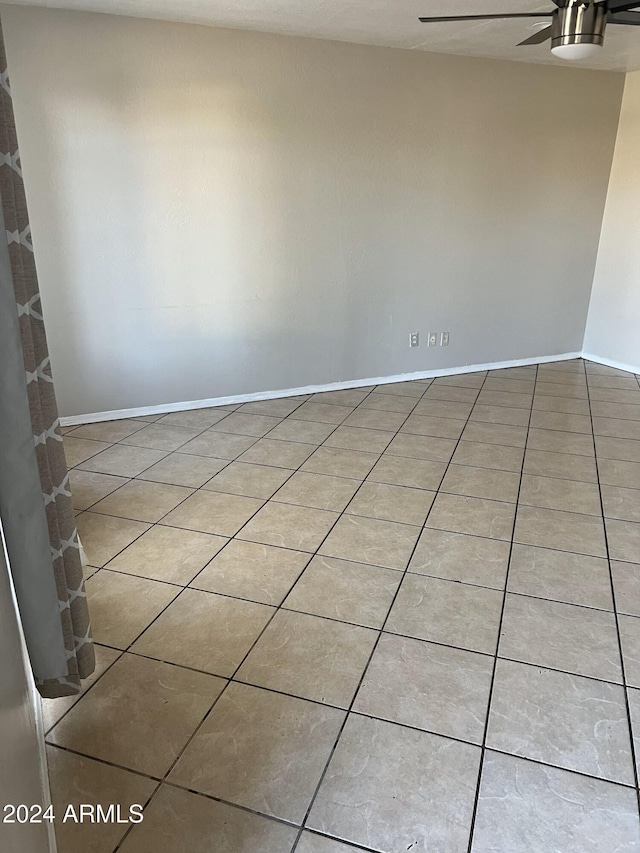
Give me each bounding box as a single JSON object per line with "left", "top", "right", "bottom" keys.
{"left": 1, "top": 6, "right": 624, "bottom": 417}
{"left": 584, "top": 70, "right": 640, "bottom": 372}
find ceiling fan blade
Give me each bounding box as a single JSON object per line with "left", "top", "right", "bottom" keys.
{"left": 517, "top": 26, "right": 553, "bottom": 44}
{"left": 418, "top": 13, "right": 552, "bottom": 23}
{"left": 608, "top": 9, "right": 640, "bottom": 22}
{"left": 606, "top": 0, "right": 640, "bottom": 12}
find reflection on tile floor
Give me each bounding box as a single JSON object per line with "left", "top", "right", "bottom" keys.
{"left": 44, "top": 359, "right": 640, "bottom": 852}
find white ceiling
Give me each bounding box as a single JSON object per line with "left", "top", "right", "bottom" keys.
{"left": 6, "top": 0, "right": 640, "bottom": 72}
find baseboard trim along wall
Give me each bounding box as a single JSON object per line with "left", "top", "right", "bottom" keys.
{"left": 59, "top": 351, "right": 583, "bottom": 426}
{"left": 581, "top": 352, "right": 640, "bottom": 377}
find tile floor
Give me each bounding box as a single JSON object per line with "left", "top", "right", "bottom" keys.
{"left": 43, "top": 358, "right": 640, "bottom": 852}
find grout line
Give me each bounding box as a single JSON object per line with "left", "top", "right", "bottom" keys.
{"left": 583, "top": 360, "right": 640, "bottom": 816}
{"left": 465, "top": 362, "right": 538, "bottom": 853}
{"left": 288, "top": 376, "right": 487, "bottom": 852}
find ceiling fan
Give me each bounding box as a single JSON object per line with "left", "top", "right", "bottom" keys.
{"left": 419, "top": 0, "right": 640, "bottom": 60}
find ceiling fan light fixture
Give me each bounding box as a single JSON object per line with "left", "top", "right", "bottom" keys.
{"left": 551, "top": 41, "right": 603, "bottom": 59}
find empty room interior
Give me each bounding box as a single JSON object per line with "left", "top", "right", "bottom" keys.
{"left": 1, "top": 0, "right": 640, "bottom": 851}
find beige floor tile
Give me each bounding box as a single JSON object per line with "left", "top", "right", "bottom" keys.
{"left": 589, "top": 376, "right": 640, "bottom": 391}
{"left": 283, "top": 554, "right": 400, "bottom": 628}
{"left": 107, "top": 526, "right": 227, "bottom": 585}
{"left": 476, "top": 390, "right": 532, "bottom": 409}
{"left": 471, "top": 751, "right": 640, "bottom": 853}
{"left": 291, "top": 401, "right": 354, "bottom": 424}
{"left": 483, "top": 377, "right": 534, "bottom": 395}
{"left": 590, "top": 388, "right": 640, "bottom": 406}
{"left": 156, "top": 407, "right": 231, "bottom": 429}
{"left": 120, "top": 423, "right": 202, "bottom": 451}
{"left": 323, "top": 425, "right": 394, "bottom": 453}
{"left": 440, "top": 465, "right": 520, "bottom": 503}
{"left": 69, "top": 469, "right": 129, "bottom": 511}
{"left": 360, "top": 392, "right": 417, "bottom": 413}
{"left": 302, "top": 446, "right": 379, "bottom": 479}
{"left": 135, "top": 452, "right": 227, "bottom": 487}
{"left": 384, "top": 433, "right": 456, "bottom": 463}
{"left": 533, "top": 394, "right": 591, "bottom": 415}
{"left": 596, "top": 436, "right": 640, "bottom": 464}
{"left": 47, "top": 746, "right": 156, "bottom": 853}
{"left": 297, "top": 833, "right": 362, "bottom": 853}
{"left": 400, "top": 414, "right": 466, "bottom": 439}
{"left": 514, "top": 505, "right": 606, "bottom": 557}
{"left": 451, "top": 441, "right": 524, "bottom": 473}
{"left": 312, "top": 389, "right": 371, "bottom": 407}
{"left": 118, "top": 785, "right": 298, "bottom": 853}
{"left": 238, "top": 501, "right": 338, "bottom": 551}
{"left": 345, "top": 481, "right": 435, "bottom": 525}
{"left": 191, "top": 540, "right": 310, "bottom": 605}
{"left": 376, "top": 380, "right": 427, "bottom": 398}
{"left": 628, "top": 688, "right": 640, "bottom": 781}
{"left": 168, "top": 682, "right": 345, "bottom": 823}
{"left": 524, "top": 448, "right": 598, "bottom": 483}
{"left": 48, "top": 654, "right": 224, "bottom": 777}
{"left": 611, "top": 562, "right": 640, "bottom": 617}
{"left": 238, "top": 438, "right": 316, "bottom": 469}
{"left": 535, "top": 382, "right": 588, "bottom": 400}
{"left": 273, "top": 471, "right": 360, "bottom": 511}
{"left": 409, "top": 528, "right": 510, "bottom": 590}
{"left": 598, "top": 458, "right": 640, "bottom": 490}
{"left": 529, "top": 411, "right": 593, "bottom": 434}
{"left": 434, "top": 373, "right": 486, "bottom": 388}
{"left": 64, "top": 437, "right": 114, "bottom": 468}
{"left": 70, "top": 419, "right": 146, "bottom": 443}
{"left": 592, "top": 401, "right": 640, "bottom": 421}
{"left": 366, "top": 455, "right": 446, "bottom": 490}
{"left": 209, "top": 412, "right": 282, "bottom": 437}
{"left": 528, "top": 428, "right": 594, "bottom": 457}
{"left": 605, "top": 518, "right": 640, "bottom": 562}
{"left": 267, "top": 418, "right": 337, "bottom": 445}
{"left": 413, "top": 399, "right": 473, "bottom": 420}
{"left": 594, "top": 418, "right": 640, "bottom": 441}
{"left": 75, "top": 512, "right": 151, "bottom": 566}
{"left": 90, "top": 480, "right": 193, "bottom": 523}
{"left": 202, "top": 461, "right": 292, "bottom": 499}
{"left": 469, "top": 404, "right": 530, "bottom": 427}
{"left": 341, "top": 408, "right": 407, "bottom": 432}
{"left": 76, "top": 444, "right": 168, "bottom": 477}
{"left": 461, "top": 422, "right": 528, "bottom": 448}
{"left": 427, "top": 493, "right": 515, "bottom": 541}
{"left": 240, "top": 397, "right": 308, "bottom": 417}
{"left": 132, "top": 588, "right": 274, "bottom": 676}
{"left": 41, "top": 645, "right": 121, "bottom": 732}
{"left": 507, "top": 544, "right": 612, "bottom": 610}
{"left": 519, "top": 474, "right": 602, "bottom": 516}
{"left": 85, "top": 570, "right": 179, "bottom": 648}
{"left": 162, "top": 491, "right": 264, "bottom": 536}
{"left": 602, "top": 485, "right": 640, "bottom": 523}
{"left": 487, "top": 660, "right": 633, "bottom": 785}
{"left": 237, "top": 609, "right": 376, "bottom": 707}
{"left": 319, "top": 515, "right": 420, "bottom": 570}
{"left": 423, "top": 384, "right": 479, "bottom": 403}
{"left": 178, "top": 430, "right": 258, "bottom": 460}
{"left": 618, "top": 615, "right": 640, "bottom": 688}
{"left": 499, "top": 594, "right": 621, "bottom": 682}
{"left": 386, "top": 574, "right": 503, "bottom": 654}
{"left": 307, "top": 714, "right": 480, "bottom": 853}
{"left": 354, "top": 634, "right": 493, "bottom": 743}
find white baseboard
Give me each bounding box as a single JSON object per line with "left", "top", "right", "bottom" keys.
{"left": 59, "top": 350, "right": 583, "bottom": 426}
{"left": 582, "top": 352, "right": 640, "bottom": 376}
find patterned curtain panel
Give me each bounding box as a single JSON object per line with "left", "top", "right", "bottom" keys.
{"left": 0, "top": 18, "right": 94, "bottom": 698}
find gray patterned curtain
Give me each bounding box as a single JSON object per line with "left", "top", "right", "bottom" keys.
{"left": 0, "top": 17, "right": 94, "bottom": 698}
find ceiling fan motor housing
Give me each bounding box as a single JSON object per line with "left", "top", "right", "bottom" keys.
{"left": 552, "top": 2, "right": 607, "bottom": 48}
